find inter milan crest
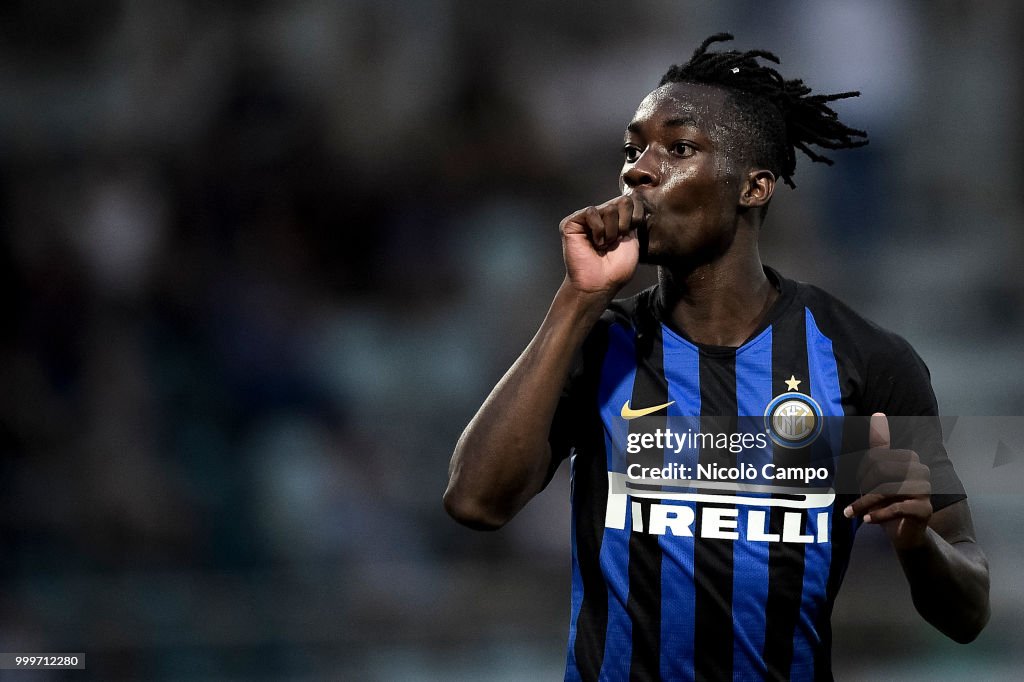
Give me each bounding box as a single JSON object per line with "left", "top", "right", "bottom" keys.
{"left": 764, "top": 377, "right": 823, "bottom": 449}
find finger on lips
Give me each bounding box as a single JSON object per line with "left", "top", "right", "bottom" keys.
{"left": 566, "top": 196, "right": 645, "bottom": 251}
{"left": 616, "top": 199, "right": 631, "bottom": 240}
{"left": 630, "top": 195, "right": 644, "bottom": 225}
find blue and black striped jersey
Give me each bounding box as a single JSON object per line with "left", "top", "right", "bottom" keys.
{"left": 551, "top": 266, "right": 966, "bottom": 681}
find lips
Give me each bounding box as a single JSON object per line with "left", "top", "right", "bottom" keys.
{"left": 640, "top": 204, "right": 654, "bottom": 231}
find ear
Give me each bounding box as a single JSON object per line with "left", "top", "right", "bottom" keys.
{"left": 739, "top": 169, "right": 776, "bottom": 209}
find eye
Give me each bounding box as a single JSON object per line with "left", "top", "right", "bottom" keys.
{"left": 622, "top": 144, "right": 641, "bottom": 163}
{"left": 670, "top": 141, "right": 695, "bottom": 158}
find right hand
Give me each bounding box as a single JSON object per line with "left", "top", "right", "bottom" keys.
{"left": 559, "top": 194, "right": 645, "bottom": 298}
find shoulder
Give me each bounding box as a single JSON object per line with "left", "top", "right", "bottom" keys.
{"left": 782, "top": 274, "right": 937, "bottom": 415}
{"left": 577, "top": 285, "right": 661, "bottom": 349}
{"left": 791, "top": 278, "right": 918, "bottom": 360}
{"left": 786, "top": 276, "right": 925, "bottom": 366}
{"left": 561, "top": 286, "right": 655, "bottom": 387}
{"left": 605, "top": 285, "right": 658, "bottom": 330}
{"left": 565, "top": 286, "right": 660, "bottom": 386}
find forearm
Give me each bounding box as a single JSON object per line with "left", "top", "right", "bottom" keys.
{"left": 896, "top": 527, "right": 990, "bottom": 643}
{"left": 444, "top": 280, "right": 610, "bottom": 529}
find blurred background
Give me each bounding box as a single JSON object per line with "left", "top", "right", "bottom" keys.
{"left": 1, "top": 0, "right": 1022, "bottom": 679}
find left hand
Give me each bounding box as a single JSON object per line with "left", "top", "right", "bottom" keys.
{"left": 843, "top": 412, "right": 933, "bottom": 550}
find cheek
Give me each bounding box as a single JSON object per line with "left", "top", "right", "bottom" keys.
{"left": 662, "top": 168, "right": 719, "bottom": 211}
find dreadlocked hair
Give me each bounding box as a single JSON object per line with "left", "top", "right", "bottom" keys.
{"left": 659, "top": 33, "right": 868, "bottom": 188}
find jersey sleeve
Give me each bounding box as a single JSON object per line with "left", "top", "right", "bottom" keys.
{"left": 547, "top": 346, "right": 586, "bottom": 465}
{"left": 859, "top": 336, "right": 966, "bottom": 511}
{"left": 545, "top": 314, "right": 612, "bottom": 484}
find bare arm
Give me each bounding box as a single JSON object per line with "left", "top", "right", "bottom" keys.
{"left": 443, "top": 283, "right": 608, "bottom": 529}
{"left": 444, "top": 195, "right": 645, "bottom": 529}
{"left": 894, "top": 500, "right": 990, "bottom": 643}
{"left": 844, "top": 413, "right": 990, "bottom": 642}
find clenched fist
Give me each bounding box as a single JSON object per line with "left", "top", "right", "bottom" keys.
{"left": 559, "top": 194, "right": 647, "bottom": 298}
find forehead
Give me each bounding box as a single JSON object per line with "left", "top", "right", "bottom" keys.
{"left": 627, "top": 82, "right": 732, "bottom": 134}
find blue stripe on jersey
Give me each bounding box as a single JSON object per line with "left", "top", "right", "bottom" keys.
{"left": 732, "top": 327, "right": 775, "bottom": 678}
{"left": 597, "top": 322, "right": 637, "bottom": 679}
{"left": 804, "top": 308, "right": 845, "bottom": 420}
{"left": 791, "top": 307, "right": 844, "bottom": 679}
{"left": 658, "top": 331, "right": 701, "bottom": 681}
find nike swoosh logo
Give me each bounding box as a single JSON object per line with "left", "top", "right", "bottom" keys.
{"left": 620, "top": 400, "right": 675, "bottom": 419}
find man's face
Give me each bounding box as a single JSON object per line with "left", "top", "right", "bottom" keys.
{"left": 620, "top": 81, "right": 748, "bottom": 265}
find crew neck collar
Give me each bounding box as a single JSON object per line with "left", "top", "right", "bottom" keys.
{"left": 649, "top": 265, "right": 796, "bottom": 354}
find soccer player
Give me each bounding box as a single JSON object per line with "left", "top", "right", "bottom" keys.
{"left": 444, "top": 34, "right": 990, "bottom": 680}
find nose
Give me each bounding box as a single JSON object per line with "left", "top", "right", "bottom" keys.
{"left": 621, "top": 154, "right": 658, "bottom": 189}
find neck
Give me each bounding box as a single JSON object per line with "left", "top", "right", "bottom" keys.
{"left": 656, "top": 238, "right": 777, "bottom": 347}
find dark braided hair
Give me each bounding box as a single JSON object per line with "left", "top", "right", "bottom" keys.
{"left": 659, "top": 33, "right": 868, "bottom": 188}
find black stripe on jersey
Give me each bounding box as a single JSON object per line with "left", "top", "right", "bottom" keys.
{"left": 763, "top": 311, "right": 811, "bottom": 680}
{"left": 572, "top": 322, "right": 613, "bottom": 681}
{"left": 625, "top": 316, "right": 668, "bottom": 681}
{"left": 693, "top": 350, "right": 738, "bottom": 682}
